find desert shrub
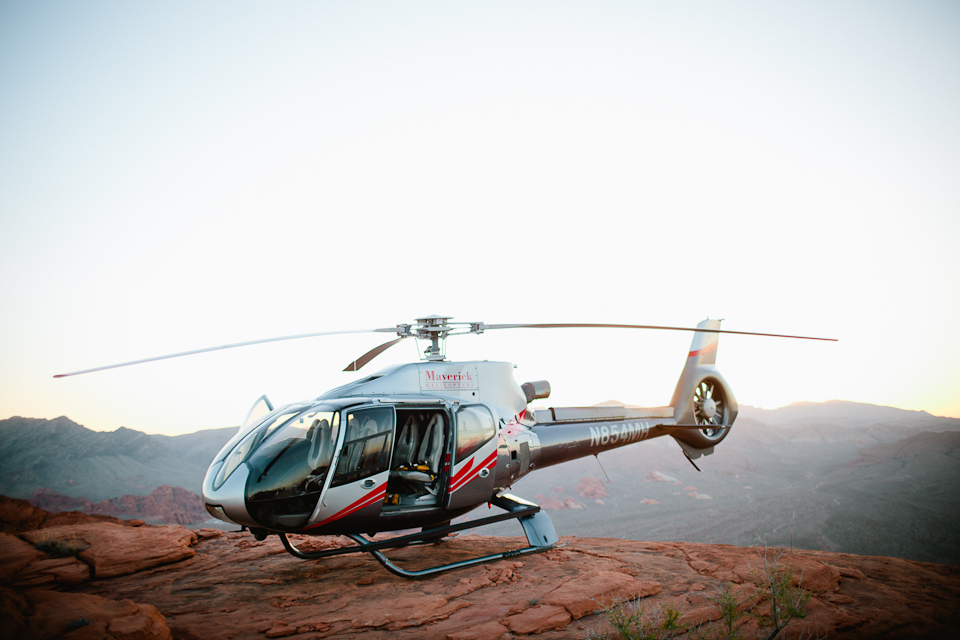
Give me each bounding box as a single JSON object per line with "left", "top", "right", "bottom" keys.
{"left": 749, "top": 549, "right": 811, "bottom": 640}
{"left": 709, "top": 582, "right": 747, "bottom": 640}
{"left": 597, "top": 599, "right": 687, "bottom": 640}
{"left": 32, "top": 532, "right": 89, "bottom": 558}
{"left": 705, "top": 549, "right": 815, "bottom": 640}
{"left": 583, "top": 548, "right": 821, "bottom": 640}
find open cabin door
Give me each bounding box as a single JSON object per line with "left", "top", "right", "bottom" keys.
{"left": 383, "top": 405, "right": 450, "bottom": 508}
{"left": 306, "top": 406, "right": 395, "bottom": 528}
{"left": 445, "top": 404, "right": 498, "bottom": 510}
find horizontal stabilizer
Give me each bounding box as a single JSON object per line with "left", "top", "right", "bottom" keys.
{"left": 535, "top": 405, "right": 673, "bottom": 423}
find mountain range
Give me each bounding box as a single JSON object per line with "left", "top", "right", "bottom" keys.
{"left": 0, "top": 416, "right": 234, "bottom": 501}
{"left": 2, "top": 400, "right": 958, "bottom": 564}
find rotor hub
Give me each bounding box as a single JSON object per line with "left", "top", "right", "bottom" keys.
{"left": 702, "top": 398, "right": 717, "bottom": 418}
{"left": 411, "top": 315, "right": 456, "bottom": 361}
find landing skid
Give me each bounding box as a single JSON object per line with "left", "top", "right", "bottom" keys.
{"left": 278, "top": 494, "right": 559, "bottom": 579}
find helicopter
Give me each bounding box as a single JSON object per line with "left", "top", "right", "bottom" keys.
{"left": 55, "top": 316, "right": 835, "bottom": 578}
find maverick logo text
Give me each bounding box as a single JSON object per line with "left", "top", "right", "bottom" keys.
{"left": 422, "top": 369, "right": 478, "bottom": 390}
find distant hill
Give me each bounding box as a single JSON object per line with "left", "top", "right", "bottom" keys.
{"left": 155, "top": 425, "right": 239, "bottom": 466}
{"left": 0, "top": 416, "right": 237, "bottom": 502}
{"left": 739, "top": 400, "right": 959, "bottom": 429}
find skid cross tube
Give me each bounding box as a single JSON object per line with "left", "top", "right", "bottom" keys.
{"left": 279, "top": 505, "right": 539, "bottom": 559}
{"left": 278, "top": 495, "right": 559, "bottom": 578}
{"left": 350, "top": 533, "right": 550, "bottom": 579}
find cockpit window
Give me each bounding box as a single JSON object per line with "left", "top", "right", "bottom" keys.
{"left": 213, "top": 403, "right": 313, "bottom": 490}
{"left": 244, "top": 406, "right": 341, "bottom": 530}
{"left": 257, "top": 405, "right": 311, "bottom": 443}
{"left": 331, "top": 407, "right": 395, "bottom": 487}
{"left": 455, "top": 405, "right": 495, "bottom": 463}
{"left": 250, "top": 408, "right": 340, "bottom": 486}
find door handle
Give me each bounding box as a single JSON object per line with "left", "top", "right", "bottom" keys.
{"left": 362, "top": 479, "right": 376, "bottom": 489}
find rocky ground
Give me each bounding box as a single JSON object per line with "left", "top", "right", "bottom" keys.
{"left": 2, "top": 496, "right": 959, "bottom": 640}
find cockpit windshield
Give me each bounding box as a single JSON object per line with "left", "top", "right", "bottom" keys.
{"left": 214, "top": 400, "right": 308, "bottom": 464}
{"left": 212, "top": 403, "right": 314, "bottom": 490}
{"left": 244, "top": 405, "right": 341, "bottom": 530}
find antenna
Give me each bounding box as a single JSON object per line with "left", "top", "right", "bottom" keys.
{"left": 593, "top": 454, "right": 611, "bottom": 483}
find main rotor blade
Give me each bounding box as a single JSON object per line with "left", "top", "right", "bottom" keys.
{"left": 54, "top": 327, "right": 398, "bottom": 378}
{"left": 343, "top": 337, "right": 409, "bottom": 372}
{"left": 478, "top": 323, "right": 837, "bottom": 341}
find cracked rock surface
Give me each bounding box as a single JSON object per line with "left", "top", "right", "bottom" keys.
{"left": 37, "top": 533, "right": 960, "bottom": 639}
{"left": 2, "top": 498, "right": 959, "bottom": 640}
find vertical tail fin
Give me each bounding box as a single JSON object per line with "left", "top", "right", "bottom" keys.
{"left": 671, "top": 318, "right": 723, "bottom": 410}
{"left": 685, "top": 318, "right": 721, "bottom": 366}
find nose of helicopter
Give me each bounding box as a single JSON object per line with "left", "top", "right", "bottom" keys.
{"left": 201, "top": 460, "right": 259, "bottom": 528}
{"left": 200, "top": 402, "right": 339, "bottom": 531}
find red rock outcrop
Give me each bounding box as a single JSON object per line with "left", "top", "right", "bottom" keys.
{"left": 0, "top": 533, "right": 90, "bottom": 587}
{"left": 505, "top": 604, "right": 570, "bottom": 634}
{"left": 28, "top": 485, "right": 208, "bottom": 525}
{"left": 3, "top": 498, "right": 960, "bottom": 639}
{"left": 0, "top": 495, "right": 49, "bottom": 532}
{"left": 0, "top": 495, "right": 135, "bottom": 533}
{"left": 533, "top": 494, "right": 586, "bottom": 510}
{"left": 1, "top": 500, "right": 185, "bottom": 639}
{"left": 17, "top": 589, "right": 172, "bottom": 640}
{"left": 27, "top": 488, "right": 98, "bottom": 513}
{"left": 536, "top": 497, "right": 567, "bottom": 511}
{"left": 540, "top": 569, "right": 662, "bottom": 619}
{"left": 45, "top": 533, "right": 959, "bottom": 639}
{"left": 20, "top": 522, "right": 197, "bottom": 578}
{"left": 575, "top": 476, "right": 609, "bottom": 500}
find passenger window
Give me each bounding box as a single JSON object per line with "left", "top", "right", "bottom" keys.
{"left": 332, "top": 407, "right": 395, "bottom": 486}
{"left": 455, "top": 405, "right": 495, "bottom": 463}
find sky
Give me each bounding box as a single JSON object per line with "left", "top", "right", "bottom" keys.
{"left": 1, "top": 1, "right": 958, "bottom": 437}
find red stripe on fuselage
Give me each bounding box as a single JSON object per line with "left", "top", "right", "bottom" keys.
{"left": 448, "top": 459, "right": 473, "bottom": 486}
{"left": 302, "top": 484, "right": 386, "bottom": 530}
{"left": 448, "top": 450, "right": 497, "bottom": 493}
